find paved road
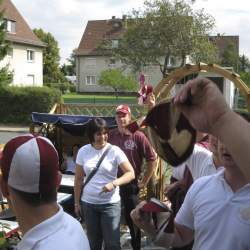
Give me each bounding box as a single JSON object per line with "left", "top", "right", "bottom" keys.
{"left": 0, "top": 131, "right": 28, "bottom": 144}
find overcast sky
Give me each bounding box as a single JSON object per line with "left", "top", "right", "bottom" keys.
{"left": 11, "top": 0, "right": 250, "bottom": 64}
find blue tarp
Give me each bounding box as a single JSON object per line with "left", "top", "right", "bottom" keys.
{"left": 31, "top": 112, "right": 117, "bottom": 136}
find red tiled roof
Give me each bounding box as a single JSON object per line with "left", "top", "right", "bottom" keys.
{"left": 0, "top": 0, "right": 45, "bottom": 47}
{"left": 76, "top": 18, "right": 239, "bottom": 58}
{"left": 75, "top": 19, "right": 125, "bottom": 56}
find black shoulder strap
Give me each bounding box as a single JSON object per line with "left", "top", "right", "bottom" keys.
{"left": 82, "top": 144, "right": 112, "bottom": 189}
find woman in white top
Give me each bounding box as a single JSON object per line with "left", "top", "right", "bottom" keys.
{"left": 74, "top": 118, "right": 135, "bottom": 250}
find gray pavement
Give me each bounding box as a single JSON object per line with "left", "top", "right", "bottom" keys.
{"left": 0, "top": 124, "right": 29, "bottom": 144}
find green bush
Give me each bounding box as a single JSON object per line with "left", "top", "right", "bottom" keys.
{"left": 0, "top": 86, "right": 61, "bottom": 124}
{"left": 44, "top": 82, "right": 72, "bottom": 94}
{"left": 69, "top": 84, "right": 76, "bottom": 93}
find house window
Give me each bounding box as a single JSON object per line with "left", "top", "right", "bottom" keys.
{"left": 27, "top": 74, "right": 35, "bottom": 85}
{"left": 27, "top": 50, "right": 35, "bottom": 62}
{"left": 111, "top": 40, "right": 119, "bottom": 48}
{"left": 4, "top": 19, "right": 16, "bottom": 33}
{"left": 85, "top": 76, "right": 96, "bottom": 85}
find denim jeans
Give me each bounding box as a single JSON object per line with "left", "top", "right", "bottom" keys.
{"left": 81, "top": 201, "right": 121, "bottom": 250}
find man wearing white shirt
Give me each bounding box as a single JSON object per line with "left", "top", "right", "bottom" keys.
{"left": 131, "top": 78, "right": 250, "bottom": 250}
{"left": 0, "top": 134, "right": 89, "bottom": 250}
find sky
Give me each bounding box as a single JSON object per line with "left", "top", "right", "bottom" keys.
{"left": 11, "top": 0, "right": 250, "bottom": 65}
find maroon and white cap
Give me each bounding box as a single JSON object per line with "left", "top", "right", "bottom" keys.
{"left": 116, "top": 104, "right": 131, "bottom": 114}
{"left": 0, "top": 134, "right": 60, "bottom": 194}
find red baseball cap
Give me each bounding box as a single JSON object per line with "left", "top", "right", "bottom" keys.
{"left": 1, "top": 134, "right": 60, "bottom": 194}
{"left": 116, "top": 105, "right": 131, "bottom": 114}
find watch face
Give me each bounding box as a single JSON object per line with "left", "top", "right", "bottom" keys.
{"left": 145, "top": 100, "right": 196, "bottom": 166}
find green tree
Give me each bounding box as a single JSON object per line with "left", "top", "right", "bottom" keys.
{"left": 221, "top": 42, "right": 239, "bottom": 71}
{"left": 33, "top": 28, "right": 66, "bottom": 83}
{"left": 0, "top": 66, "right": 13, "bottom": 86}
{"left": 98, "top": 69, "right": 137, "bottom": 92}
{"left": 102, "top": 0, "right": 218, "bottom": 76}
{"left": 240, "top": 71, "right": 250, "bottom": 87}
{"left": 60, "top": 50, "right": 76, "bottom": 76}
{"left": 238, "top": 54, "right": 250, "bottom": 72}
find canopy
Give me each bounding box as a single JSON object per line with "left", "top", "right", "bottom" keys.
{"left": 31, "top": 112, "right": 117, "bottom": 136}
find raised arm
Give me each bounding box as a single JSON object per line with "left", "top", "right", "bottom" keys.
{"left": 174, "top": 77, "right": 250, "bottom": 181}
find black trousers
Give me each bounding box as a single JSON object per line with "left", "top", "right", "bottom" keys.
{"left": 120, "top": 182, "right": 141, "bottom": 250}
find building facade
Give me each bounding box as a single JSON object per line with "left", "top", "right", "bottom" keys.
{"left": 0, "top": 0, "right": 44, "bottom": 86}
{"left": 75, "top": 16, "right": 239, "bottom": 107}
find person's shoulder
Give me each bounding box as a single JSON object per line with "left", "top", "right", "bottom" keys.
{"left": 108, "top": 144, "right": 122, "bottom": 153}
{"left": 191, "top": 172, "right": 218, "bottom": 190}
{"left": 109, "top": 128, "right": 119, "bottom": 136}
{"left": 46, "top": 213, "right": 88, "bottom": 249}
{"left": 78, "top": 144, "right": 91, "bottom": 154}
{"left": 133, "top": 130, "right": 149, "bottom": 141}
{"left": 193, "top": 144, "right": 211, "bottom": 154}
{"left": 192, "top": 144, "right": 212, "bottom": 161}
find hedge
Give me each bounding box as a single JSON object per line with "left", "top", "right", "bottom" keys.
{"left": 0, "top": 86, "right": 61, "bottom": 124}
{"left": 44, "top": 82, "right": 76, "bottom": 93}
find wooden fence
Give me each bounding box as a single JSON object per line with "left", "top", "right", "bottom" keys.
{"left": 55, "top": 103, "right": 146, "bottom": 118}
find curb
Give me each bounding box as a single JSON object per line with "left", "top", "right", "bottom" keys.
{"left": 0, "top": 126, "right": 29, "bottom": 133}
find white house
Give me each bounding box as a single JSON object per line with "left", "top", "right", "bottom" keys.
{"left": 0, "top": 0, "right": 44, "bottom": 86}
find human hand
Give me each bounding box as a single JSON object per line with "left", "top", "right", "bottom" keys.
{"left": 130, "top": 201, "right": 155, "bottom": 234}
{"left": 174, "top": 77, "right": 230, "bottom": 134}
{"left": 138, "top": 181, "right": 146, "bottom": 189}
{"left": 100, "top": 182, "right": 116, "bottom": 194}
{"left": 74, "top": 203, "right": 81, "bottom": 218}
{"left": 145, "top": 93, "right": 156, "bottom": 110}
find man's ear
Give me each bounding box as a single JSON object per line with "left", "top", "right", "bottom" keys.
{"left": 0, "top": 175, "right": 9, "bottom": 197}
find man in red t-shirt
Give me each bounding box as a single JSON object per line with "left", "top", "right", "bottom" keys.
{"left": 109, "top": 104, "right": 157, "bottom": 250}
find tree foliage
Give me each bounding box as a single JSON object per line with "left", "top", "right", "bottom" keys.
{"left": 33, "top": 28, "right": 66, "bottom": 83}
{"left": 98, "top": 69, "right": 137, "bottom": 91}
{"left": 240, "top": 71, "right": 250, "bottom": 87}
{"left": 0, "top": 66, "right": 13, "bottom": 87}
{"left": 238, "top": 54, "right": 250, "bottom": 73}
{"left": 61, "top": 50, "right": 76, "bottom": 76}
{"left": 221, "top": 42, "right": 239, "bottom": 71}
{"left": 104, "top": 0, "right": 218, "bottom": 75}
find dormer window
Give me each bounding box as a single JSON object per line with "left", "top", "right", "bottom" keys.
{"left": 4, "top": 19, "right": 16, "bottom": 33}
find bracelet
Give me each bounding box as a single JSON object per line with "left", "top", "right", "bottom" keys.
{"left": 112, "top": 181, "right": 117, "bottom": 188}
{"left": 74, "top": 203, "right": 79, "bottom": 207}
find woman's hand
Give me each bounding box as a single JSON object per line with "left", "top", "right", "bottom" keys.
{"left": 100, "top": 182, "right": 116, "bottom": 193}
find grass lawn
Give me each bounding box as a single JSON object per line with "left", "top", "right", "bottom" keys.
{"left": 63, "top": 93, "right": 137, "bottom": 104}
